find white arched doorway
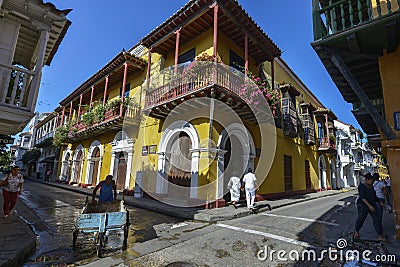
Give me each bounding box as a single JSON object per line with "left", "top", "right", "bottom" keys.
{"left": 86, "top": 140, "right": 103, "bottom": 186}
{"left": 157, "top": 121, "right": 200, "bottom": 199}
{"left": 71, "top": 145, "right": 85, "bottom": 183}
{"left": 111, "top": 131, "right": 134, "bottom": 191}
{"left": 318, "top": 155, "right": 327, "bottom": 190}
{"left": 60, "top": 148, "right": 72, "bottom": 181}
{"left": 217, "top": 123, "right": 256, "bottom": 201}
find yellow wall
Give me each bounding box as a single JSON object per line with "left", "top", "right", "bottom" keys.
{"left": 59, "top": 18, "right": 336, "bottom": 199}
{"left": 379, "top": 46, "right": 400, "bottom": 139}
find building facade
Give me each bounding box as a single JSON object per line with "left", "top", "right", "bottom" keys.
{"left": 0, "top": 0, "right": 71, "bottom": 135}
{"left": 34, "top": 112, "right": 59, "bottom": 180}
{"left": 56, "top": 0, "right": 338, "bottom": 206}
{"left": 312, "top": 0, "right": 400, "bottom": 237}
{"left": 335, "top": 120, "right": 377, "bottom": 188}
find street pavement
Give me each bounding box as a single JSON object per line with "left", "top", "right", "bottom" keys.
{"left": 1, "top": 178, "right": 399, "bottom": 266}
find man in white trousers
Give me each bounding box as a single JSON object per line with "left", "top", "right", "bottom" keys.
{"left": 242, "top": 168, "right": 258, "bottom": 210}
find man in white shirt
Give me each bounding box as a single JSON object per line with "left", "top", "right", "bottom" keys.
{"left": 242, "top": 168, "right": 258, "bottom": 210}
{"left": 384, "top": 177, "right": 392, "bottom": 212}
{"left": 372, "top": 173, "right": 388, "bottom": 226}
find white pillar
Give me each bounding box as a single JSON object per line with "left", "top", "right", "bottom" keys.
{"left": 156, "top": 152, "right": 168, "bottom": 194}
{"left": 125, "top": 151, "right": 133, "bottom": 189}
{"left": 190, "top": 149, "right": 200, "bottom": 199}
{"left": 216, "top": 149, "right": 227, "bottom": 200}
{"left": 28, "top": 29, "right": 49, "bottom": 112}
{"left": 110, "top": 152, "right": 117, "bottom": 178}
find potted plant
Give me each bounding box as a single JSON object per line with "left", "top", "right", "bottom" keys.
{"left": 106, "top": 97, "right": 122, "bottom": 114}
{"left": 92, "top": 104, "right": 106, "bottom": 123}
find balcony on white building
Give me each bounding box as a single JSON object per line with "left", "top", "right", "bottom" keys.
{"left": 0, "top": 0, "right": 71, "bottom": 135}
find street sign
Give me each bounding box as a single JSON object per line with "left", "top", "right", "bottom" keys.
{"left": 0, "top": 135, "right": 15, "bottom": 145}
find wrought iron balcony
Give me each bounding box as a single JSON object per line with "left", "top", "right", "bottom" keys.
{"left": 313, "top": 0, "right": 399, "bottom": 40}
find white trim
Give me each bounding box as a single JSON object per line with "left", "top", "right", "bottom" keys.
{"left": 157, "top": 121, "right": 200, "bottom": 198}
{"left": 111, "top": 131, "right": 134, "bottom": 189}
{"left": 60, "top": 148, "right": 72, "bottom": 181}
{"left": 318, "top": 155, "right": 327, "bottom": 189}
{"left": 85, "top": 140, "right": 103, "bottom": 186}
{"left": 71, "top": 144, "right": 85, "bottom": 183}
{"left": 217, "top": 123, "right": 256, "bottom": 199}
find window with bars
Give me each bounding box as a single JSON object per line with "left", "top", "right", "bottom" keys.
{"left": 305, "top": 160, "right": 311, "bottom": 189}
{"left": 284, "top": 155, "right": 293, "bottom": 192}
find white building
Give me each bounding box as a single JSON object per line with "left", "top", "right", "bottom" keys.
{"left": 335, "top": 120, "right": 377, "bottom": 188}
{"left": 0, "top": 0, "right": 71, "bottom": 135}
{"left": 34, "top": 112, "right": 58, "bottom": 180}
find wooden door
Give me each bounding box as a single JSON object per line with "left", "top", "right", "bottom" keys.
{"left": 91, "top": 148, "right": 100, "bottom": 186}
{"left": 75, "top": 151, "right": 83, "bottom": 183}
{"left": 117, "top": 152, "right": 127, "bottom": 190}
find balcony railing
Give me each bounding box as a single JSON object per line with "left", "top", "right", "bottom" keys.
{"left": 69, "top": 104, "right": 140, "bottom": 140}
{"left": 318, "top": 136, "right": 337, "bottom": 150}
{"left": 313, "top": 0, "right": 400, "bottom": 40}
{"left": 0, "top": 63, "right": 35, "bottom": 111}
{"left": 145, "top": 64, "right": 244, "bottom": 109}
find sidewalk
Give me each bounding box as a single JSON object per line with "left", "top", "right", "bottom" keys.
{"left": 0, "top": 191, "right": 36, "bottom": 267}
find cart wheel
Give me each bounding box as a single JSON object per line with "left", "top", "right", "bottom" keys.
{"left": 72, "top": 230, "right": 78, "bottom": 248}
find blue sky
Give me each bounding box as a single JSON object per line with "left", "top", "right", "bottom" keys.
{"left": 38, "top": 0, "right": 359, "bottom": 129}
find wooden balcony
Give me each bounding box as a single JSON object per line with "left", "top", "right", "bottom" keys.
{"left": 0, "top": 63, "right": 38, "bottom": 134}
{"left": 144, "top": 64, "right": 269, "bottom": 123}
{"left": 318, "top": 136, "right": 337, "bottom": 153}
{"left": 67, "top": 105, "right": 141, "bottom": 142}
{"left": 313, "top": 0, "right": 399, "bottom": 40}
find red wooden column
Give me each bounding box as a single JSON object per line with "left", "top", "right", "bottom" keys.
{"left": 146, "top": 49, "right": 152, "bottom": 89}
{"left": 325, "top": 113, "right": 330, "bottom": 146}
{"left": 103, "top": 76, "right": 109, "bottom": 106}
{"left": 244, "top": 34, "right": 248, "bottom": 77}
{"left": 89, "top": 86, "right": 94, "bottom": 109}
{"left": 212, "top": 3, "right": 218, "bottom": 61}
{"left": 120, "top": 62, "right": 129, "bottom": 116}
{"left": 174, "top": 28, "right": 181, "bottom": 73}
{"left": 60, "top": 106, "right": 65, "bottom": 126}
{"left": 68, "top": 101, "right": 73, "bottom": 123}
{"left": 77, "top": 94, "right": 83, "bottom": 122}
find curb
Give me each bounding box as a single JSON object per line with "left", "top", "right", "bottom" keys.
{"left": 28, "top": 178, "right": 355, "bottom": 222}
{"left": 194, "top": 189, "right": 355, "bottom": 222}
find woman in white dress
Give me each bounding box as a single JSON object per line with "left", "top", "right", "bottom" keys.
{"left": 227, "top": 172, "right": 241, "bottom": 205}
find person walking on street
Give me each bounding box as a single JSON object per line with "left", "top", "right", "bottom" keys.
{"left": 1, "top": 165, "right": 24, "bottom": 218}
{"left": 227, "top": 172, "right": 241, "bottom": 207}
{"left": 354, "top": 173, "right": 386, "bottom": 242}
{"left": 242, "top": 168, "right": 258, "bottom": 210}
{"left": 384, "top": 177, "right": 392, "bottom": 212}
{"left": 372, "top": 173, "right": 389, "bottom": 227}
{"left": 92, "top": 175, "right": 117, "bottom": 203}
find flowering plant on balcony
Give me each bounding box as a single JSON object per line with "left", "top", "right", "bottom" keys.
{"left": 182, "top": 53, "right": 223, "bottom": 81}
{"left": 53, "top": 121, "right": 75, "bottom": 147}
{"left": 239, "top": 71, "right": 281, "bottom": 117}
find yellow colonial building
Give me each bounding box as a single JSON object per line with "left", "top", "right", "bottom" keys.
{"left": 56, "top": 0, "right": 337, "bottom": 207}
